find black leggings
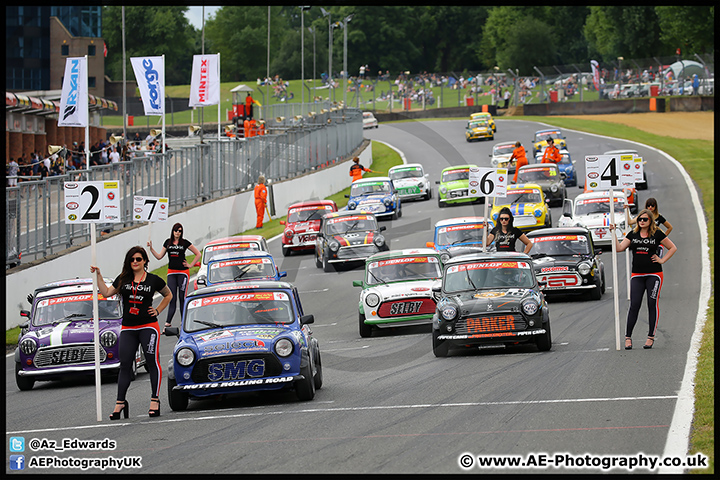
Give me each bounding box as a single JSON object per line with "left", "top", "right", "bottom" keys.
{"left": 166, "top": 272, "right": 188, "bottom": 325}
{"left": 626, "top": 273, "right": 664, "bottom": 338}
{"left": 116, "top": 323, "right": 162, "bottom": 402}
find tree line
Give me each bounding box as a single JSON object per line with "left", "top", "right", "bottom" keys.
{"left": 102, "top": 6, "right": 714, "bottom": 85}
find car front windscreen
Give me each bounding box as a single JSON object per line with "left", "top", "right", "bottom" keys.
{"left": 390, "top": 168, "right": 423, "bottom": 180}
{"left": 575, "top": 198, "right": 625, "bottom": 215}
{"left": 33, "top": 294, "right": 122, "bottom": 326}
{"left": 203, "top": 243, "right": 261, "bottom": 264}
{"left": 366, "top": 256, "right": 441, "bottom": 285}
{"left": 530, "top": 234, "right": 591, "bottom": 256}
{"left": 442, "top": 169, "right": 469, "bottom": 183}
{"left": 496, "top": 189, "right": 543, "bottom": 205}
{"left": 288, "top": 206, "right": 331, "bottom": 223}
{"left": 444, "top": 261, "right": 535, "bottom": 292}
{"left": 350, "top": 181, "right": 391, "bottom": 196}
{"left": 518, "top": 167, "right": 559, "bottom": 182}
{"left": 436, "top": 225, "right": 486, "bottom": 247}
{"left": 325, "top": 216, "right": 377, "bottom": 235}
{"left": 493, "top": 145, "right": 515, "bottom": 156}
{"left": 535, "top": 131, "right": 562, "bottom": 142}
{"left": 184, "top": 292, "right": 294, "bottom": 332}
{"left": 208, "top": 258, "right": 277, "bottom": 283}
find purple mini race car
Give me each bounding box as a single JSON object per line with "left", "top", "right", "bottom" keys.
{"left": 15, "top": 278, "right": 146, "bottom": 391}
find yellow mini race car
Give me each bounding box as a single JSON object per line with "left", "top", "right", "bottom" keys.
{"left": 470, "top": 112, "right": 496, "bottom": 132}
{"left": 490, "top": 183, "right": 551, "bottom": 232}
{"left": 532, "top": 128, "right": 567, "bottom": 157}
{"left": 465, "top": 119, "right": 494, "bottom": 142}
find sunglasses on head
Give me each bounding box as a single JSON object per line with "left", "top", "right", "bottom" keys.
{"left": 131, "top": 256, "right": 144, "bottom": 262}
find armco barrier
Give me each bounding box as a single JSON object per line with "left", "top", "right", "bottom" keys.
{"left": 4, "top": 143, "right": 371, "bottom": 330}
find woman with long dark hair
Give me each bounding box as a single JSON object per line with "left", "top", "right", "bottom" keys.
{"left": 90, "top": 246, "right": 172, "bottom": 419}
{"left": 485, "top": 207, "right": 533, "bottom": 253}
{"left": 148, "top": 223, "right": 200, "bottom": 331}
{"left": 611, "top": 208, "right": 677, "bottom": 349}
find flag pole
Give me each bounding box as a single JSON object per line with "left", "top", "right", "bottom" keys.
{"left": 162, "top": 54, "right": 166, "bottom": 197}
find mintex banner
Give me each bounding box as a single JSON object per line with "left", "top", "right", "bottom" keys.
{"left": 189, "top": 54, "right": 220, "bottom": 107}
{"left": 131, "top": 56, "right": 165, "bottom": 115}
{"left": 58, "top": 57, "right": 88, "bottom": 127}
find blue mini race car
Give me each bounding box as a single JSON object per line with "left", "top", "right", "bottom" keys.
{"left": 165, "top": 281, "right": 322, "bottom": 410}
{"left": 346, "top": 176, "right": 402, "bottom": 220}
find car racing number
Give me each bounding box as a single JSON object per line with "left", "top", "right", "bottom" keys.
{"left": 64, "top": 181, "right": 121, "bottom": 223}
{"left": 468, "top": 167, "right": 507, "bottom": 198}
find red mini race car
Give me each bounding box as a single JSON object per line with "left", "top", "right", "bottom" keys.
{"left": 280, "top": 200, "right": 338, "bottom": 256}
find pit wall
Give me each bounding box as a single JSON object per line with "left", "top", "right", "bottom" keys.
{"left": 5, "top": 145, "right": 371, "bottom": 330}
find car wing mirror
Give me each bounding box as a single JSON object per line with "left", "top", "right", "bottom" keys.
{"left": 279, "top": 271, "right": 287, "bottom": 278}
{"left": 196, "top": 276, "right": 207, "bottom": 287}
{"left": 164, "top": 327, "right": 179, "bottom": 336}
{"left": 595, "top": 249, "right": 603, "bottom": 256}
{"left": 300, "top": 314, "right": 315, "bottom": 325}
{"left": 280, "top": 220, "right": 286, "bottom": 225}
{"left": 345, "top": 194, "right": 350, "bottom": 198}
{"left": 20, "top": 310, "right": 30, "bottom": 319}
{"left": 379, "top": 226, "right": 387, "bottom": 232}
{"left": 538, "top": 280, "right": 547, "bottom": 290}
{"left": 352, "top": 280, "right": 363, "bottom": 287}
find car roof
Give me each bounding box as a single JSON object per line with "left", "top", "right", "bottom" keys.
{"left": 366, "top": 248, "right": 439, "bottom": 263}
{"left": 35, "top": 278, "right": 115, "bottom": 299}
{"left": 389, "top": 163, "right": 424, "bottom": 171}
{"left": 188, "top": 280, "right": 295, "bottom": 297}
{"left": 206, "top": 235, "right": 265, "bottom": 246}
{"left": 517, "top": 163, "right": 558, "bottom": 171}
{"left": 441, "top": 164, "right": 477, "bottom": 172}
{"left": 352, "top": 176, "right": 392, "bottom": 184}
{"left": 444, "top": 251, "right": 533, "bottom": 266}
{"left": 493, "top": 141, "right": 516, "bottom": 148}
{"left": 526, "top": 226, "right": 590, "bottom": 237}
{"left": 576, "top": 190, "right": 627, "bottom": 200}
{"left": 324, "top": 210, "right": 377, "bottom": 219}
{"left": 535, "top": 128, "right": 562, "bottom": 134}
{"left": 508, "top": 183, "right": 543, "bottom": 191}
{"left": 288, "top": 199, "right": 337, "bottom": 209}
{"left": 603, "top": 149, "right": 639, "bottom": 155}
{"left": 435, "top": 216, "right": 488, "bottom": 228}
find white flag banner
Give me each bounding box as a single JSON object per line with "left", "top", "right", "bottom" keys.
{"left": 58, "top": 57, "right": 89, "bottom": 127}
{"left": 131, "top": 56, "right": 165, "bottom": 115}
{"left": 189, "top": 54, "right": 220, "bottom": 107}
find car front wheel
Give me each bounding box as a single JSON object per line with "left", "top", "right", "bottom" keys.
{"left": 15, "top": 362, "right": 35, "bottom": 391}
{"left": 167, "top": 376, "right": 189, "bottom": 411}
{"left": 295, "top": 356, "right": 316, "bottom": 401}
{"left": 536, "top": 322, "right": 552, "bottom": 351}
{"left": 432, "top": 330, "right": 449, "bottom": 357}
{"left": 359, "top": 312, "right": 372, "bottom": 338}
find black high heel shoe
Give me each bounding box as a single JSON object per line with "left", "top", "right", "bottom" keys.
{"left": 109, "top": 400, "right": 129, "bottom": 420}
{"left": 643, "top": 336, "right": 655, "bottom": 349}
{"left": 148, "top": 397, "right": 161, "bottom": 417}
{"left": 624, "top": 337, "right": 633, "bottom": 350}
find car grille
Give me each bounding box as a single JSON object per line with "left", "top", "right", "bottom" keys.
{"left": 377, "top": 298, "right": 436, "bottom": 318}
{"left": 34, "top": 344, "right": 107, "bottom": 368}
{"left": 191, "top": 353, "right": 283, "bottom": 383}
{"left": 455, "top": 315, "right": 526, "bottom": 335}
{"left": 336, "top": 245, "right": 378, "bottom": 259}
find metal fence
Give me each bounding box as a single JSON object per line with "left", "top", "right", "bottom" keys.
{"left": 6, "top": 108, "right": 363, "bottom": 268}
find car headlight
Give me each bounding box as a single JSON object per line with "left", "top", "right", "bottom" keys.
{"left": 383, "top": 197, "right": 392, "bottom": 207}
{"left": 491, "top": 158, "right": 499, "bottom": 166}
{"left": 441, "top": 306, "right": 457, "bottom": 321}
{"left": 373, "top": 235, "right": 386, "bottom": 247}
{"left": 551, "top": 185, "right": 558, "bottom": 192}
{"left": 534, "top": 209, "right": 543, "bottom": 218}
{"left": 440, "top": 186, "right": 447, "bottom": 194}
{"left": 100, "top": 330, "right": 117, "bottom": 348}
{"left": 176, "top": 347, "right": 195, "bottom": 367}
{"left": 366, "top": 293, "right": 380, "bottom": 307}
{"left": 440, "top": 253, "right": 450, "bottom": 264}
{"left": 329, "top": 240, "right": 340, "bottom": 252}
{"left": 348, "top": 201, "right": 357, "bottom": 210}
{"left": 417, "top": 182, "right": 424, "bottom": 188}
{"left": 20, "top": 337, "right": 37, "bottom": 355}
{"left": 578, "top": 262, "right": 592, "bottom": 275}
{"left": 284, "top": 229, "right": 294, "bottom": 238}
{"left": 522, "top": 301, "right": 539, "bottom": 316}
{"left": 275, "top": 338, "right": 294, "bottom": 357}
